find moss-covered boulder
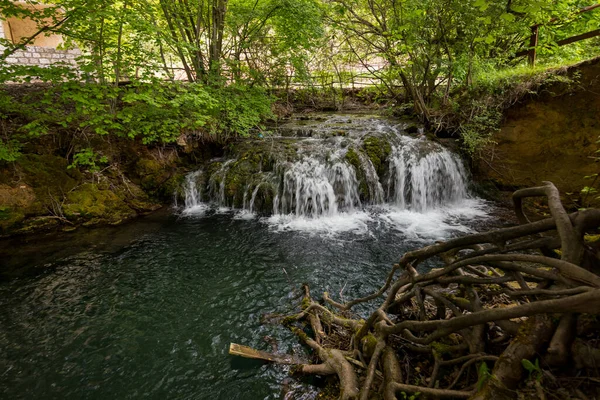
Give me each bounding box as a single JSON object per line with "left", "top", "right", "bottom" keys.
{"left": 63, "top": 183, "right": 137, "bottom": 225}
{"left": 134, "top": 157, "right": 185, "bottom": 201}
{"left": 344, "top": 147, "right": 369, "bottom": 200}
{"left": 215, "top": 143, "right": 280, "bottom": 209}
{"left": 0, "top": 184, "right": 42, "bottom": 235}
{"left": 362, "top": 136, "right": 392, "bottom": 178}
{"left": 18, "top": 154, "right": 82, "bottom": 194}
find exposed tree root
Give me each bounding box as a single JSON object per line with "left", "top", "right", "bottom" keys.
{"left": 246, "top": 183, "right": 600, "bottom": 399}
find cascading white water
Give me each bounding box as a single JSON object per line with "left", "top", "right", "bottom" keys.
{"left": 181, "top": 140, "right": 470, "bottom": 216}
{"left": 274, "top": 157, "right": 361, "bottom": 217}
{"left": 181, "top": 169, "right": 209, "bottom": 215}
{"left": 208, "top": 159, "right": 235, "bottom": 207}
{"left": 356, "top": 151, "right": 385, "bottom": 204}
{"left": 387, "top": 137, "right": 469, "bottom": 212}
{"left": 183, "top": 170, "right": 203, "bottom": 209}
{"left": 178, "top": 114, "right": 485, "bottom": 235}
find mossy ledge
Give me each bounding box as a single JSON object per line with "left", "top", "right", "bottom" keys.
{"left": 0, "top": 140, "right": 193, "bottom": 237}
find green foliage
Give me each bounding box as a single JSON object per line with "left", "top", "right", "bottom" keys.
{"left": 0, "top": 65, "right": 274, "bottom": 148}
{"left": 476, "top": 361, "right": 492, "bottom": 391}
{"left": 459, "top": 105, "right": 501, "bottom": 155}
{"left": 0, "top": 139, "right": 22, "bottom": 163}
{"left": 400, "top": 392, "right": 420, "bottom": 400}
{"left": 207, "top": 85, "right": 274, "bottom": 137}
{"left": 579, "top": 136, "right": 600, "bottom": 208}
{"left": 521, "top": 358, "right": 543, "bottom": 381}
{"left": 68, "top": 148, "right": 108, "bottom": 173}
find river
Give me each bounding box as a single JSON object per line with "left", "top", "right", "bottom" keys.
{"left": 0, "top": 113, "right": 496, "bottom": 399}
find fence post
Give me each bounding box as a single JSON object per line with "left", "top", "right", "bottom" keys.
{"left": 528, "top": 25, "right": 539, "bottom": 67}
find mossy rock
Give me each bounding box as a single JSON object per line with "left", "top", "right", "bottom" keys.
{"left": 248, "top": 183, "right": 276, "bottom": 213}
{"left": 63, "top": 183, "right": 136, "bottom": 225}
{"left": 134, "top": 158, "right": 184, "bottom": 201}
{"left": 13, "top": 216, "right": 60, "bottom": 235}
{"left": 0, "top": 184, "right": 43, "bottom": 234}
{"left": 160, "top": 173, "right": 187, "bottom": 203}
{"left": 362, "top": 136, "right": 392, "bottom": 178}
{"left": 221, "top": 149, "right": 277, "bottom": 207}
{"left": 0, "top": 206, "right": 25, "bottom": 235}
{"left": 344, "top": 148, "right": 369, "bottom": 200}
{"left": 223, "top": 159, "right": 257, "bottom": 207}
{"left": 17, "top": 154, "right": 82, "bottom": 198}
{"left": 135, "top": 158, "right": 163, "bottom": 177}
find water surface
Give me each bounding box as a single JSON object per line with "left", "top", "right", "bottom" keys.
{"left": 0, "top": 206, "right": 493, "bottom": 400}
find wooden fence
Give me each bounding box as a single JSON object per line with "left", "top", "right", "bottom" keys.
{"left": 516, "top": 3, "right": 600, "bottom": 66}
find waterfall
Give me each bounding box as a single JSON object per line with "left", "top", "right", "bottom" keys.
{"left": 387, "top": 138, "right": 469, "bottom": 212}
{"left": 208, "top": 160, "right": 235, "bottom": 208}
{"left": 183, "top": 170, "right": 203, "bottom": 209}
{"left": 274, "top": 157, "right": 361, "bottom": 217}
{"left": 178, "top": 114, "right": 476, "bottom": 225}
{"left": 356, "top": 151, "right": 385, "bottom": 204}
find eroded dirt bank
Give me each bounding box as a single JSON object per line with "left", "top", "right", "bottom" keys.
{"left": 476, "top": 58, "right": 600, "bottom": 206}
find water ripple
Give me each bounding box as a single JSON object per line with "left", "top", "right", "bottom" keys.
{"left": 0, "top": 209, "right": 491, "bottom": 399}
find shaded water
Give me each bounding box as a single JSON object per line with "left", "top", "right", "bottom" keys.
{"left": 0, "top": 114, "right": 494, "bottom": 399}
{"left": 0, "top": 210, "right": 485, "bottom": 400}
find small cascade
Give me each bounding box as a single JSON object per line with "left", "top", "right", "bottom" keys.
{"left": 208, "top": 160, "right": 235, "bottom": 207}
{"left": 178, "top": 114, "right": 479, "bottom": 230}
{"left": 275, "top": 157, "right": 361, "bottom": 217}
{"left": 387, "top": 137, "right": 469, "bottom": 212}
{"left": 183, "top": 170, "right": 203, "bottom": 209}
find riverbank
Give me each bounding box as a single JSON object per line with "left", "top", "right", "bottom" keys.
{"left": 0, "top": 139, "right": 191, "bottom": 237}
{"left": 2, "top": 55, "right": 599, "bottom": 238}
{"left": 474, "top": 56, "right": 600, "bottom": 208}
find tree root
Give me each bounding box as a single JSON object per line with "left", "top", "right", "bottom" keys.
{"left": 241, "top": 183, "right": 600, "bottom": 399}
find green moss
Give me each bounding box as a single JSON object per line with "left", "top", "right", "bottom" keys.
{"left": 430, "top": 341, "right": 459, "bottom": 355}
{"left": 0, "top": 206, "right": 25, "bottom": 234}
{"left": 344, "top": 147, "right": 369, "bottom": 200}
{"left": 135, "top": 158, "right": 163, "bottom": 176}
{"left": 301, "top": 296, "right": 311, "bottom": 310}
{"left": 221, "top": 149, "right": 276, "bottom": 208}
{"left": 63, "top": 183, "right": 136, "bottom": 225}
{"left": 362, "top": 136, "right": 392, "bottom": 177}
{"left": 361, "top": 333, "right": 378, "bottom": 357}
{"left": 13, "top": 216, "right": 60, "bottom": 234}
{"left": 18, "top": 154, "right": 82, "bottom": 198}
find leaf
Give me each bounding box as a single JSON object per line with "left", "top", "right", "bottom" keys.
{"left": 474, "top": 0, "right": 489, "bottom": 11}
{"left": 476, "top": 362, "right": 490, "bottom": 391}
{"left": 500, "top": 13, "right": 516, "bottom": 22}
{"left": 521, "top": 359, "right": 536, "bottom": 372}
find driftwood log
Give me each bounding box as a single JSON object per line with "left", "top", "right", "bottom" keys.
{"left": 233, "top": 182, "right": 600, "bottom": 399}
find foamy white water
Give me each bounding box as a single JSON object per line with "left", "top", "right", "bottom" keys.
{"left": 378, "top": 199, "right": 489, "bottom": 241}
{"left": 266, "top": 211, "right": 373, "bottom": 235}
{"left": 178, "top": 114, "right": 491, "bottom": 239}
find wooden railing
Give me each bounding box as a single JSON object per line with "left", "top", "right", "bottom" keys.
{"left": 516, "top": 3, "right": 600, "bottom": 66}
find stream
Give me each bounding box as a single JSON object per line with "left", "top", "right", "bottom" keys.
{"left": 0, "top": 113, "right": 497, "bottom": 399}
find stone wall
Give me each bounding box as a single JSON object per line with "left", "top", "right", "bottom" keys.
{"left": 3, "top": 46, "right": 80, "bottom": 67}
{"left": 1, "top": 12, "right": 80, "bottom": 69}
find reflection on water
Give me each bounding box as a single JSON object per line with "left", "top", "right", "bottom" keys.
{"left": 0, "top": 206, "right": 491, "bottom": 399}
